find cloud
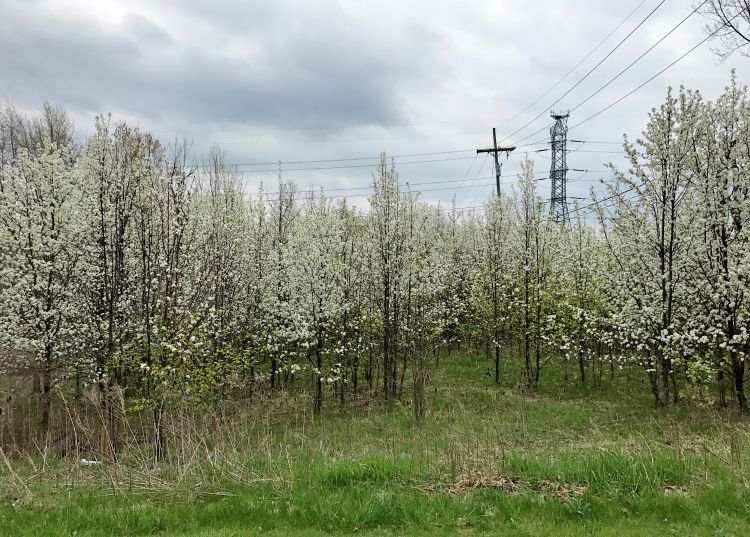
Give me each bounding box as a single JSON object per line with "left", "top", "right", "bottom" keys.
{"left": 0, "top": 0, "right": 446, "bottom": 131}
{"left": 120, "top": 13, "right": 174, "bottom": 46}
{"left": 0, "top": 0, "right": 748, "bottom": 210}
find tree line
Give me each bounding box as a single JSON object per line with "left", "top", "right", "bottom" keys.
{"left": 1, "top": 77, "right": 749, "bottom": 458}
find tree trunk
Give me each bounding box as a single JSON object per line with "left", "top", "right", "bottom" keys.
{"left": 718, "top": 369, "right": 728, "bottom": 409}
{"left": 578, "top": 347, "right": 585, "bottom": 385}
{"left": 398, "top": 351, "right": 407, "bottom": 399}
{"left": 314, "top": 343, "right": 323, "bottom": 413}
{"left": 661, "top": 353, "right": 671, "bottom": 406}
{"left": 731, "top": 352, "right": 748, "bottom": 414}
{"left": 352, "top": 353, "right": 359, "bottom": 394}
{"left": 524, "top": 269, "right": 531, "bottom": 388}
{"left": 413, "top": 349, "right": 426, "bottom": 426}
{"left": 271, "top": 357, "right": 277, "bottom": 390}
{"left": 153, "top": 398, "right": 166, "bottom": 462}
{"left": 495, "top": 345, "right": 500, "bottom": 385}
{"left": 40, "top": 352, "right": 52, "bottom": 437}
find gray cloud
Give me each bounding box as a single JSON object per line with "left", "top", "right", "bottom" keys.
{"left": 0, "top": 0, "right": 748, "bottom": 211}
{"left": 0, "top": 0, "right": 446, "bottom": 131}
{"left": 120, "top": 13, "right": 174, "bottom": 46}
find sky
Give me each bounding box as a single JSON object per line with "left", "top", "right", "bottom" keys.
{"left": 1, "top": 0, "right": 747, "bottom": 215}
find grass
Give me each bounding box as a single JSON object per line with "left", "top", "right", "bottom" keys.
{"left": 1, "top": 351, "right": 749, "bottom": 536}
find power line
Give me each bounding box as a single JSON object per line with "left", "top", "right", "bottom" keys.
{"left": 451, "top": 155, "right": 481, "bottom": 207}
{"left": 575, "top": 186, "right": 638, "bottom": 216}
{"left": 264, "top": 181, "right": 502, "bottom": 200}
{"left": 494, "top": 0, "right": 651, "bottom": 132}
{"left": 458, "top": 154, "right": 492, "bottom": 208}
{"left": 513, "top": 122, "right": 556, "bottom": 146}
{"left": 569, "top": 30, "right": 722, "bottom": 131}
{"left": 507, "top": 1, "right": 697, "bottom": 147}
{"left": 192, "top": 141, "right": 620, "bottom": 175}
{"left": 512, "top": 23, "right": 717, "bottom": 147}
{"left": 569, "top": 140, "right": 623, "bottom": 145}
{"left": 227, "top": 154, "right": 479, "bottom": 173}
{"left": 500, "top": 0, "right": 668, "bottom": 144}
{"left": 533, "top": 148, "right": 627, "bottom": 155}
{"left": 245, "top": 156, "right": 617, "bottom": 204}
{"left": 295, "top": 170, "right": 552, "bottom": 195}
{"left": 208, "top": 141, "right": 560, "bottom": 169}
{"left": 218, "top": 148, "right": 476, "bottom": 167}
{"left": 568, "top": 1, "right": 706, "bottom": 115}
{"left": 264, "top": 173, "right": 497, "bottom": 194}
{"left": 260, "top": 169, "right": 558, "bottom": 200}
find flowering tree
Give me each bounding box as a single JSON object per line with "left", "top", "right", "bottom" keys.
{"left": 0, "top": 116, "right": 84, "bottom": 433}
{"left": 597, "top": 88, "right": 701, "bottom": 406}
{"left": 513, "top": 158, "right": 550, "bottom": 388}
{"left": 470, "top": 196, "right": 515, "bottom": 384}
{"left": 699, "top": 1, "right": 750, "bottom": 59}
{"left": 284, "top": 196, "right": 346, "bottom": 412}
{"left": 686, "top": 76, "right": 750, "bottom": 411}
{"left": 368, "top": 154, "right": 409, "bottom": 400}
{"left": 6, "top": 77, "right": 750, "bottom": 449}
{"left": 547, "top": 210, "right": 606, "bottom": 384}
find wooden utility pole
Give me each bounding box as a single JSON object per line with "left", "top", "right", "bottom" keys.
{"left": 477, "top": 128, "right": 515, "bottom": 197}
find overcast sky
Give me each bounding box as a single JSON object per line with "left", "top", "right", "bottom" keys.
{"left": 1, "top": 0, "right": 747, "bottom": 213}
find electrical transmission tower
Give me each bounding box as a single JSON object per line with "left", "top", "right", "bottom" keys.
{"left": 549, "top": 111, "right": 570, "bottom": 223}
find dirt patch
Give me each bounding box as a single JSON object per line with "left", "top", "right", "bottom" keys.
{"left": 449, "top": 473, "right": 587, "bottom": 500}
{"left": 664, "top": 485, "right": 688, "bottom": 496}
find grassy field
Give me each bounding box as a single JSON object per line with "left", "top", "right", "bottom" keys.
{"left": 1, "top": 353, "right": 749, "bottom": 536}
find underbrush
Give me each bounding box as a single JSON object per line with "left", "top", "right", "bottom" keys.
{"left": 1, "top": 353, "right": 749, "bottom": 535}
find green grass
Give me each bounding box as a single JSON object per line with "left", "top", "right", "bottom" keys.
{"left": 1, "top": 352, "right": 749, "bottom": 536}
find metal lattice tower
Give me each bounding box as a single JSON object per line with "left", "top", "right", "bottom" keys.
{"left": 549, "top": 110, "right": 570, "bottom": 224}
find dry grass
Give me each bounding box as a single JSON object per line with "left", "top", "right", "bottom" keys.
{"left": 1, "top": 355, "right": 749, "bottom": 535}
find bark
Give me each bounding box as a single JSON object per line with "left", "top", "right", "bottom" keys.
{"left": 314, "top": 343, "right": 323, "bottom": 413}
{"left": 40, "top": 348, "right": 53, "bottom": 436}
{"left": 731, "top": 352, "right": 748, "bottom": 413}
{"left": 413, "top": 349, "right": 426, "bottom": 425}
{"left": 718, "top": 368, "right": 728, "bottom": 409}
{"left": 495, "top": 346, "right": 501, "bottom": 386}
{"left": 153, "top": 398, "right": 166, "bottom": 462}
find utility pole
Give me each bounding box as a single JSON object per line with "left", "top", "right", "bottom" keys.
{"left": 549, "top": 111, "right": 570, "bottom": 224}
{"left": 477, "top": 128, "right": 515, "bottom": 197}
